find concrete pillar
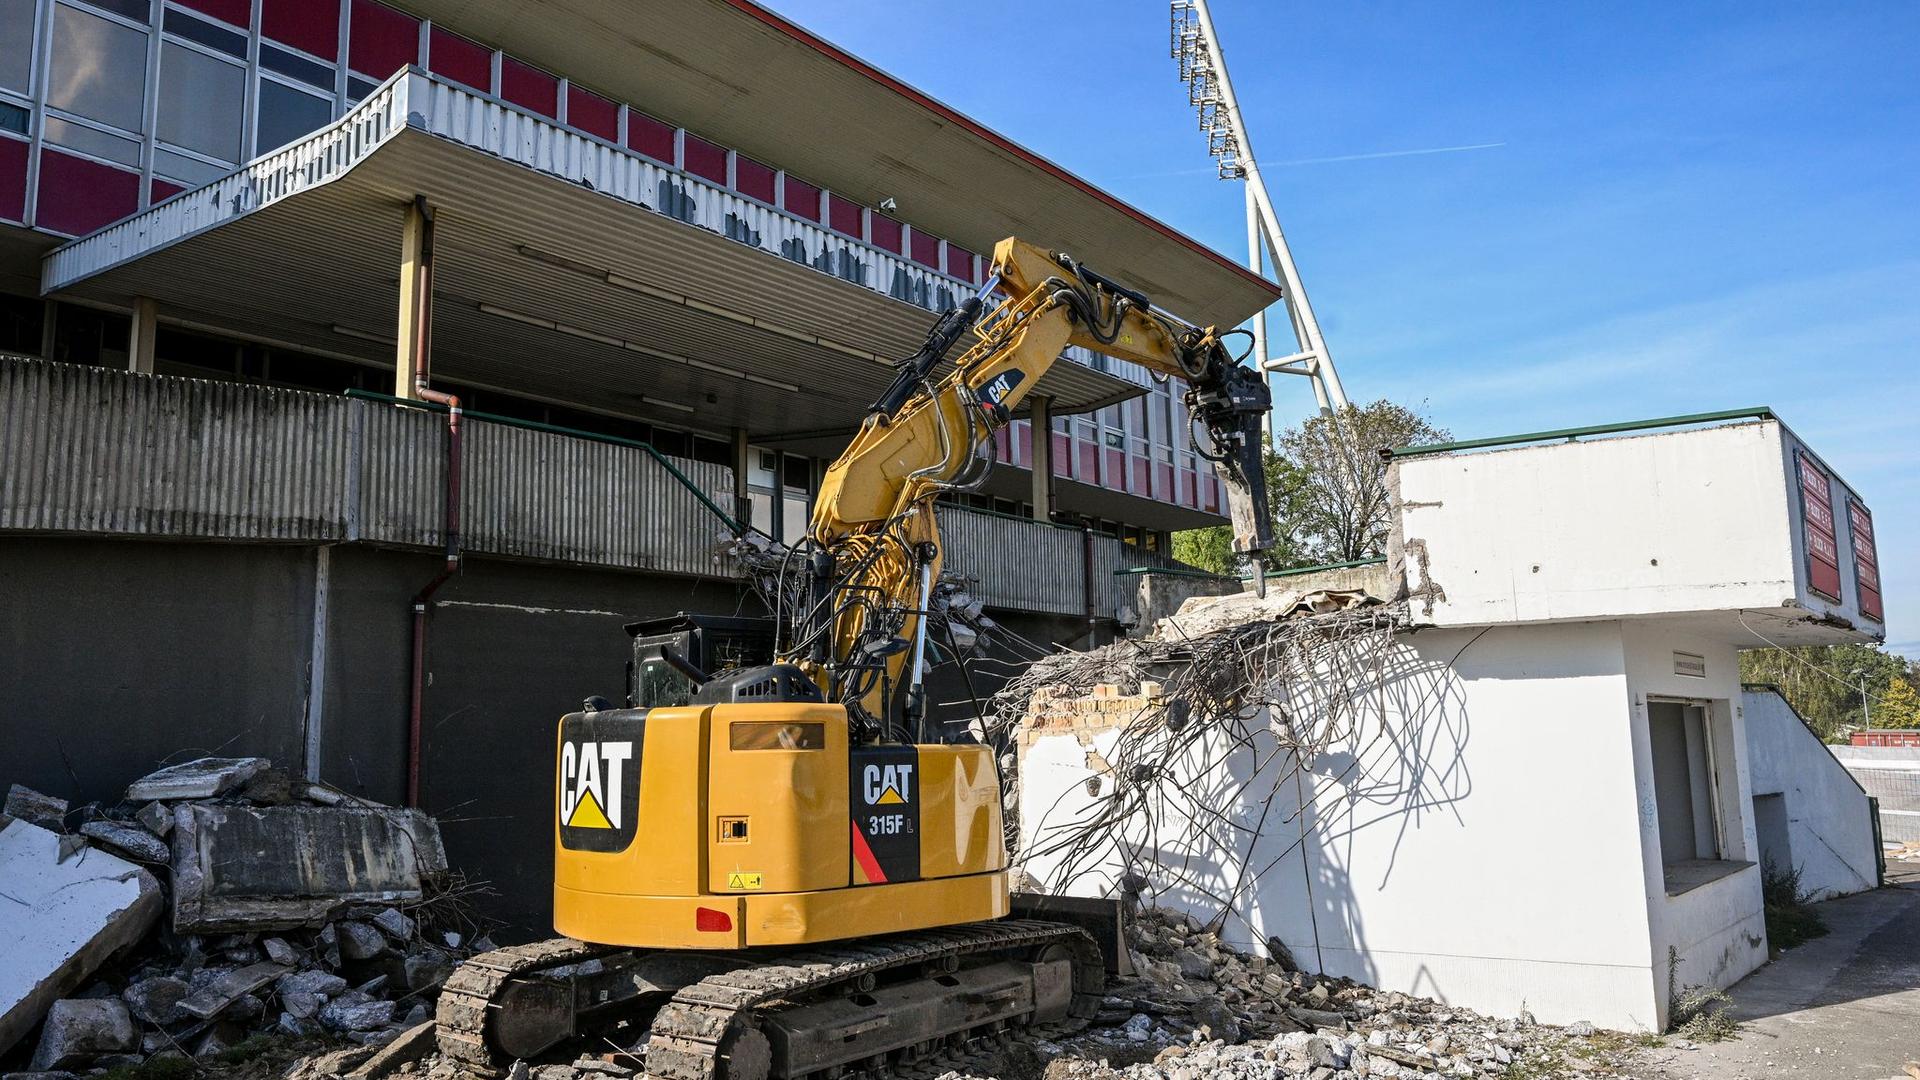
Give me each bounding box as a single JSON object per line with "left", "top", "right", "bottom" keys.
{"left": 394, "top": 198, "right": 432, "bottom": 399}
{"left": 1028, "top": 395, "right": 1053, "bottom": 522}
{"left": 731, "top": 426, "right": 752, "bottom": 530}
{"left": 39, "top": 300, "right": 57, "bottom": 361}
{"left": 127, "top": 297, "right": 158, "bottom": 374}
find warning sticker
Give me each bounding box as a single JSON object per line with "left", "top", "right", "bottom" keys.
{"left": 726, "top": 871, "right": 764, "bottom": 891}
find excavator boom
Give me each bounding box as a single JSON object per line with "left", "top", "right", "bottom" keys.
{"left": 793, "top": 237, "right": 1275, "bottom": 726}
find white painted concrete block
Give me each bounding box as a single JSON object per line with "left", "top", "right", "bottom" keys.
{"left": 1392, "top": 420, "right": 1883, "bottom": 642}
{"left": 0, "top": 818, "right": 163, "bottom": 1057}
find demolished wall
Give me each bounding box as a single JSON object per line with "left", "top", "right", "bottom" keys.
{"left": 1006, "top": 590, "right": 1679, "bottom": 1031}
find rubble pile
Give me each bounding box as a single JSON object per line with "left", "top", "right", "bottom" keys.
{"left": 1034, "top": 907, "right": 1618, "bottom": 1080}
{"left": 1, "top": 759, "right": 481, "bottom": 1078}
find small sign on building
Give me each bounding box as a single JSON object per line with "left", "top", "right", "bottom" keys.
{"left": 1849, "top": 501, "right": 1883, "bottom": 623}
{"left": 1673, "top": 651, "right": 1707, "bottom": 678}
{"left": 1796, "top": 451, "right": 1843, "bottom": 603}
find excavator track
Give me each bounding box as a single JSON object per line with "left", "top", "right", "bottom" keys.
{"left": 436, "top": 937, "right": 628, "bottom": 1072}
{"left": 436, "top": 921, "right": 1103, "bottom": 1080}
{"left": 646, "top": 920, "right": 1102, "bottom": 1080}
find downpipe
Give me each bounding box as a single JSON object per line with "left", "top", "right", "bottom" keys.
{"left": 404, "top": 197, "right": 459, "bottom": 809}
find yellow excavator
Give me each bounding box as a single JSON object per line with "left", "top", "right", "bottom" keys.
{"left": 434, "top": 237, "right": 1276, "bottom": 1079}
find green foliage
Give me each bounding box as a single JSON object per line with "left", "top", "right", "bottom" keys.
{"left": 1665, "top": 946, "right": 1738, "bottom": 1042}
{"left": 1739, "top": 643, "right": 1918, "bottom": 740}
{"left": 1761, "top": 860, "right": 1828, "bottom": 952}
{"left": 1171, "top": 524, "right": 1237, "bottom": 576}
{"left": 1878, "top": 677, "right": 1920, "bottom": 729}
{"left": 1170, "top": 399, "right": 1448, "bottom": 574}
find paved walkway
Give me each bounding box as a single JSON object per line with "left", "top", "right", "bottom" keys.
{"left": 1643, "top": 872, "right": 1920, "bottom": 1079}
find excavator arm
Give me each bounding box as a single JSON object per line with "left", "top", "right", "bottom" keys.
{"left": 785, "top": 237, "right": 1275, "bottom": 731}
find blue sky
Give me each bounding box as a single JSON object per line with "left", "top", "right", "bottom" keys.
{"left": 779, "top": 1, "right": 1919, "bottom": 656}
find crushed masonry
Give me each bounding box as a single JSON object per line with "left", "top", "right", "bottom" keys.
{"left": 0, "top": 757, "right": 480, "bottom": 1076}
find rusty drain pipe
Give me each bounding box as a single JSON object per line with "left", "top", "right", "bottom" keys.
{"left": 406, "top": 197, "right": 459, "bottom": 809}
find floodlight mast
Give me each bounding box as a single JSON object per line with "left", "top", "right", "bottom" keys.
{"left": 1171, "top": 0, "right": 1348, "bottom": 418}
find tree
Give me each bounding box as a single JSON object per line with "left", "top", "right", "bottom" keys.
{"left": 1171, "top": 400, "right": 1448, "bottom": 575}
{"left": 1739, "top": 643, "right": 1915, "bottom": 740}
{"left": 1879, "top": 678, "right": 1920, "bottom": 730}
{"left": 1274, "top": 400, "right": 1450, "bottom": 564}
{"left": 1171, "top": 446, "right": 1312, "bottom": 575}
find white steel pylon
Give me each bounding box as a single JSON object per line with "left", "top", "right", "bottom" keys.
{"left": 1171, "top": 0, "right": 1348, "bottom": 419}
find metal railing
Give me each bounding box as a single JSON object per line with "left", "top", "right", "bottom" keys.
{"left": 1386, "top": 407, "right": 1776, "bottom": 460}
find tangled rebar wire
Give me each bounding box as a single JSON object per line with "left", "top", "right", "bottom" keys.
{"left": 987, "top": 593, "right": 1416, "bottom": 934}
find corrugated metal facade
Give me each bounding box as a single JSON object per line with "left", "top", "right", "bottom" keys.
{"left": 0, "top": 358, "right": 730, "bottom": 578}
{"left": 0, "top": 354, "right": 353, "bottom": 539}
{"left": 1, "top": 356, "right": 1184, "bottom": 610}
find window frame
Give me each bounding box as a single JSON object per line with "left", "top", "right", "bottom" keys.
{"left": 253, "top": 66, "right": 333, "bottom": 157}
{"left": 154, "top": 28, "right": 247, "bottom": 166}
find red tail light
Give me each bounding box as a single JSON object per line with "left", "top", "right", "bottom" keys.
{"left": 695, "top": 906, "right": 733, "bottom": 933}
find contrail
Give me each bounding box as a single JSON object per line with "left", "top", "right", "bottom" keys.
{"left": 1114, "top": 141, "right": 1506, "bottom": 180}
{"left": 1273, "top": 141, "right": 1507, "bottom": 167}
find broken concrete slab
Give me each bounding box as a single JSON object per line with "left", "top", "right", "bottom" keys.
{"left": 319, "top": 998, "right": 395, "bottom": 1032}
{"left": 134, "top": 803, "right": 172, "bottom": 838}
{"left": 120, "top": 977, "right": 189, "bottom": 1026}
{"left": 169, "top": 804, "right": 447, "bottom": 932}
{"left": 4, "top": 787, "right": 67, "bottom": 831}
{"left": 0, "top": 818, "right": 162, "bottom": 1057}
{"left": 124, "top": 757, "right": 268, "bottom": 802}
{"left": 370, "top": 907, "right": 415, "bottom": 940}
{"left": 77, "top": 821, "right": 170, "bottom": 864}
{"left": 336, "top": 921, "right": 388, "bottom": 960}
{"left": 28, "top": 999, "right": 138, "bottom": 1071}
{"left": 346, "top": 1020, "right": 436, "bottom": 1080}
{"left": 176, "top": 962, "right": 290, "bottom": 1020}
{"left": 278, "top": 970, "right": 349, "bottom": 998}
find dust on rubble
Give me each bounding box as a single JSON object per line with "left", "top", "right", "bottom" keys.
{"left": 1, "top": 760, "right": 489, "bottom": 1080}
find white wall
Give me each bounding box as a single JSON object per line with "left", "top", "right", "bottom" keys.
{"left": 1620, "top": 622, "right": 1767, "bottom": 1021}
{"left": 1019, "top": 622, "right": 1668, "bottom": 1030}
{"left": 1742, "top": 687, "right": 1880, "bottom": 899}
{"left": 1392, "top": 421, "right": 1883, "bottom": 636}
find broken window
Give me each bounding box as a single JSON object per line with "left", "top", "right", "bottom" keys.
{"left": 1649, "top": 700, "right": 1724, "bottom": 883}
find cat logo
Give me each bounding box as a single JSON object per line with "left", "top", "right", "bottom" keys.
{"left": 861, "top": 763, "right": 914, "bottom": 806}
{"left": 560, "top": 740, "right": 632, "bottom": 830}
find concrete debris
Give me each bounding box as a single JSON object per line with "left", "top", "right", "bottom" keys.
{"left": 134, "top": 801, "right": 173, "bottom": 837}
{"left": 76, "top": 820, "right": 171, "bottom": 864}
{"left": 336, "top": 920, "right": 390, "bottom": 960}
{"left": 372, "top": 907, "right": 418, "bottom": 940}
{"left": 177, "top": 960, "right": 290, "bottom": 1019}
{"left": 319, "top": 997, "right": 397, "bottom": 1033}
{"left": 123, "top": 757, "right": 269, "bottom": 801}
{"left": 0, "top": 818, "right": 163, "bottom": 1058}
{"left": 1, "top": 756, "right": 481, "bottom": 1075}
{"left": 1000, "top": 907, "right": 1633, "bottom": 1080}
{"left": 171, "top": 803, "right": 448, "bottom": 932}
{"left": 4, "top": 786, "right": 68, "bottom": 830}
{"left": 346, "top": 1020, "right": 438, "bottom": 1079}
{"left": 27, "top": 999, "right": 137, "bottom": 1071}
{"left": 120, "top": 976, "right": 189, "bottom": 1025}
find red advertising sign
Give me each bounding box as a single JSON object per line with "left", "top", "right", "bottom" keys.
{"left": 1796, "top": 451, "right": 1843, "bottom": 603}
{"left": 1850, "top": 500, "right": 1883, "bottom": 622}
